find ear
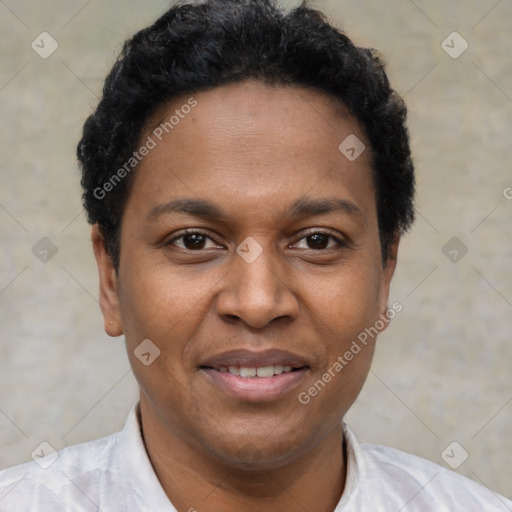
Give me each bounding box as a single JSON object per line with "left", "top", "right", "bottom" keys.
{"left": 91, "top": 224, "right": 124, "bottom": 337}
{"left": 377, "top": 234, "right": 400, "bottom": 331}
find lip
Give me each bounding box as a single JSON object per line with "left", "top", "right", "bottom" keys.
{"left": 200, "top": 349, "right": 310, "bottom": 402}
{"left": 201, "top": 367, "right": 309, "bottom": 402}
{"left": 200, "top": 348, "right": 309, "bottom": 369}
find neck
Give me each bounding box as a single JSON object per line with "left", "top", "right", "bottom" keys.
{"left": 138, "top": 400, "right": 347, "bottom": 512}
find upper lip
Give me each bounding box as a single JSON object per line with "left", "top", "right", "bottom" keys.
{"left": 200, "top": 349, "right": 310, "bottom": 369}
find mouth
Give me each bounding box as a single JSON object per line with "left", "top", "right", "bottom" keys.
{"left": 201, "top": 364, "right": 307, "bottom": 377}
{"left": 199, "top": 349, "right": 310, "bottom": 402}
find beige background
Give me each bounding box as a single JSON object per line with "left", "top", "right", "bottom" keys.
{"left": 1, "top": 0, "right": 511, "bottom": 500}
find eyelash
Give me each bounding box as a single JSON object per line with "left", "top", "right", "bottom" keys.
{"left": 166, "top": 229, "right": 347, "bottom": 251}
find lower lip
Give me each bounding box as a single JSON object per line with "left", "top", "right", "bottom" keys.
{"left": 201, "top": 368, "right": 309, "bottom": 402}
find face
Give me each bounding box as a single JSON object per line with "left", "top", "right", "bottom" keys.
{"left": 93, "top": 80, "right": 398, "bottom": 469}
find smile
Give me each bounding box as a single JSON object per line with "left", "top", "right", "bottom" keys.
{"left": 199, "top": 348, "right": 311, "bottom": 401}
{"left": 210, "top": 365, "right": 300, "bottom": 377}
{"left": 200, "top": 365, "right": 309, "bottom": 402}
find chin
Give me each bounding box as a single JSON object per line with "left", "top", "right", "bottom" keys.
{"left": 201, "top": 427, "right": 310, "bottom": 472}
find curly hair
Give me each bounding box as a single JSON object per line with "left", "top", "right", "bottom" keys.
{"left": 77, "top": 0, "right": 415, "bottom": 269}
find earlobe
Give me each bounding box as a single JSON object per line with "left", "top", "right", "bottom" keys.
{"left": 91, "top": 224, "right": 124, "bottom": 337}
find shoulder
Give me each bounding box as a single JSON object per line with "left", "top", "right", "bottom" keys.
{"left": 0, "top": 433, "right": 115, "bottom": 511}
{"left": 1, "top": 404, "right": 176, "bottom": 511}
{"left": 359, "top": 441, "right": 512, "bottom": 511}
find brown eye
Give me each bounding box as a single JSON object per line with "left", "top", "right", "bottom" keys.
{"left": 167, "top": 231, "right": 217, "bottom": 250}
{"left": 181, "top": 233, "right": 208, "bottom": 250}
{"left": 294, "top": 231, "right": 346, "bottom": 251}
{"left": 306, "top": 233, "right": 330, "bottom": 250}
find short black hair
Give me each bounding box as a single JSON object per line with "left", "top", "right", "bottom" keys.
{"left": 77, "top": 0, "right": 415, "bottom": 269}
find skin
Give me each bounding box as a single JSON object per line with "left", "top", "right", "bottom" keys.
{"left": 92, "top": 80, "right": 399, "bottom": 512}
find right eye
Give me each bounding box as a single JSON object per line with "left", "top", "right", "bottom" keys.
{"left": 166, "top": 230, "right": 222, "bottom": 251}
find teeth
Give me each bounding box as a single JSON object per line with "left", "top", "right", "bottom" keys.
{"left": 256, "top": 366, "right": 274, "bottom": 377}
{"left": 219, "top": 365, "right": 299, "bottom": 377}
{"left": 240, "top": 367, "right": 256, "bottom": 377}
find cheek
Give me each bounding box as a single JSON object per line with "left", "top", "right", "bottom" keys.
{"left": 303, "top": 259, "right": 382, "bottom": 388}
{"left": 117, "top": 260, "right": 223, "bottom": 369}
{"left": 119, "top": 260, "right": 189, "bottom": 328}
{"left": 299, "top": 275, "right": 379, "bottom": 419}
{"left": 117, "top": 268, "right": 196, "bottom": 410}
{"left": 308, "top": 260, "right": 383, "bottom": 337}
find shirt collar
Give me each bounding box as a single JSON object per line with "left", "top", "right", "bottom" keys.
{"left": 98, "top": 402, "right": 177, "bottom": 511}
{"left": 334, "top": 422, "right": 364, "bottom": 510}
{"left": 99, "top": 403, "right": 362, "bottom": 511}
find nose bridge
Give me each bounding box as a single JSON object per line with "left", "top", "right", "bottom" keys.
{"left": 237, "top": 246, "right": 281, "bottom": 300}
{"left": 216, "top": 238, "right": 298, "bottom": 328}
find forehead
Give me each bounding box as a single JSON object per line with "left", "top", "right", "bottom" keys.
{"left": 147, "top": 81, "right": 359, "bottom": 152}
{"left": 125, "top": 80, "right": 376, "bottom": 225}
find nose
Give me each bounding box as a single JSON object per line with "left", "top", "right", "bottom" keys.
{"left": 215, "top": 245, "right": 300, "bottom": 329}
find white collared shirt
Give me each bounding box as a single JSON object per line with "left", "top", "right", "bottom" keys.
{"left": 1, "top": 403, "right": 511, "bottom": 511}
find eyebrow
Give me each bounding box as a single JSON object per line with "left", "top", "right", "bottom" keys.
{"left": 289, "top": 197, "right": 363, "bottom": 218}
{"left": 146, "top": 197, "right": 363, "bottom": 223}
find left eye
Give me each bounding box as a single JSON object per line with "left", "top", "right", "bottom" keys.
{"left": 293, "top": 232, "right": 344, "bottom": 250}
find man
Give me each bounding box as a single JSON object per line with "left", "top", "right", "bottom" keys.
{"left": 1, "top": 0, "right": 510, "bottom": 510}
